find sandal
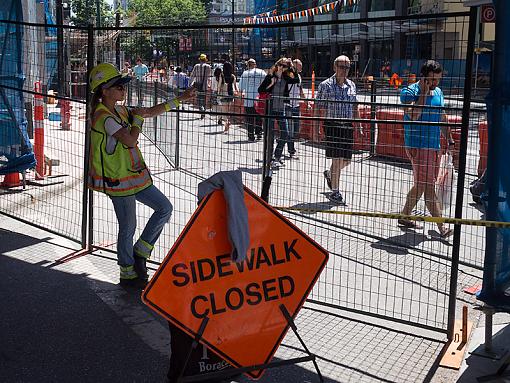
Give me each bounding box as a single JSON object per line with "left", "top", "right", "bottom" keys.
{"left": 439, "top": 227, "right": 453, "bottom": 239}
{"left": 398, "top": 219, "right": 423, "bottom": 229}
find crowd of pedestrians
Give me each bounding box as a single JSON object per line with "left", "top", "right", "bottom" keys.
{"left": 118, "top": 54, "right": 455, "bottom": 238}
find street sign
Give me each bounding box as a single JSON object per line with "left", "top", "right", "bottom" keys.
{"left": 143, "top": 188, "right": 328, "bottom": 379}
{"left": 481, "top": 4, "right": 496, "bottom": 23}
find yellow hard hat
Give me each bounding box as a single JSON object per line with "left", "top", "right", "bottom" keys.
{"left": 199, "top": 53, "right": 207, "bottom": 61}
{"left": 89, "top": 63, "right": 131, "bottom": 93}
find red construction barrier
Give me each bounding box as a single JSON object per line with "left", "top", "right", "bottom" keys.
{"left": 354, "top": 106, "right": 372, "bottom": 152}
{"left": 299, "top": 102, "right": 324, "bottom": 142}
{"left": 375, "top": 108, "right": 407, "bottom": 160}
{"left": 34, "top": 81, "right": 45, "bottom": 180}
{"left": 60, "top": 99, "right": 72, "bottom": 130}
{"left": 1, "top": 172, "right": 21, "bottom": 187}
{"left": 478, "top": 120, "right": 488, "bottom": 177}
{"left": 376, "top": 111, "right": 463, "bottom": 163}
{"left": 231, "top": 95, "right": 245, "bottom": 124}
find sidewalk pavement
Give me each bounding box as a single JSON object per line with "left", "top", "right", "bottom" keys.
{"left": 0, "top": 215, "right": 169, "bottom": 382}
{"left": 0, "top": 213, "right": 345, "bottom": 383}
{"left": 1, "top": 212, "right": 510, "bottom": 383}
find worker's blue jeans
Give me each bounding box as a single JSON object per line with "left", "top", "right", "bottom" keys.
{"left": 110, "top": 184, "right": 173, "bottom": 267}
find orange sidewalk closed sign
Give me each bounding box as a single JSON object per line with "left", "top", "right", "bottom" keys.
{"left": 142, "top": 188, "right": 328, "bottom": 379}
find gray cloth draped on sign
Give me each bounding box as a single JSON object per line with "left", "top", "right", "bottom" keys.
{"left": 197, "top": 170, "right": 250, "bottom": 262}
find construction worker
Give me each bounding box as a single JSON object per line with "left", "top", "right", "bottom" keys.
{"left": 88, "top": 63, "right": 194, "bottom": 287}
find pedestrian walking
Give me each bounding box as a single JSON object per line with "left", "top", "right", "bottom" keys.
{"left": 399, "top": 60, "right": 454, "bottom": 238}
{"left": 286, "top": 59, "right": 309, "bottom": 143}
{"left": 173, "top": 66, "right": 189, "bottom": 97}
{"left": 121, "top": 61, "right": 132, "bottom": 76}
{"left": 158, "top": 66, "right": 167, "bottom": 83}
{"left": 211, "top": 66, "right": 223, "bottom": 125}
{"left": 258, "top": 57, "right": 300, "bottom": 167}
{"left": 239, "top": 58, "right": 266, "bottom": 141}
{"left": 190, "top": 53, "right": 212, "bottom": 119}
{"left": 87, "top": 63, "right": 195, "bottom": 287}
{"left": 133, "top": 57, "right": 149, "bottom": 107}
{"left": 217, "top": 69, "right": 238, "bottom": 133}
{"left": 316, "top": 55, "right": 361, "bottom": 204}
{"left": 167, "top": 65, "right": 175, "bottom": 92}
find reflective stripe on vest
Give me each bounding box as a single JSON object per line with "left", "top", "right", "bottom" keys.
{"left": 88, "top": 103, "right": 152, "bottom": 197}
{"left": 134, "top": 238, "right": 154, "bottom": 259}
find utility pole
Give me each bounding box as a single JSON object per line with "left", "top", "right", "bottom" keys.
{"left": 96, "top": 0, "right": 101, "bottom": 28}
{"left": 231, "top": 0, "right": 235, "bottom": 63}
{"left": 115, "top": 11, "right": 121, "bottom": 68}
{"left": 56, "top": 0, "right": 64, "bottom": 96}
{"left": 276, "top": 0, "right": 282, "bottom": 58}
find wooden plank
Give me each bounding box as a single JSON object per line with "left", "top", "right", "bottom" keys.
{"left": 440, "top": 318, "right": 474, "bottom": 369}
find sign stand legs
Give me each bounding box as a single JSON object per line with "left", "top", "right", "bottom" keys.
{"left": 174, "top": 304, "right": 324, "bottom": 382}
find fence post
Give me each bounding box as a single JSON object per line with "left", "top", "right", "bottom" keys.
{"left": 127, "top": 81, "right": 133, "bottom": 106}
{"left": 81, "top": 23, "right": 94, "bottom": 250}
{"left": 261, "top": 98, "right": 273, "bottom": 202}
{"left": 447, "top": 6, "right": 477, "bottom": 340}
{"left": 370, "top": 79, "right": 377, "bottom": 155}
{"left": 34, "top": 81, "right": 45, "bottom": 180}
{"left": 153, "top": 81, "right": 158, "bottom": 143}
{"left": 175, "top": 103, "right": 180, "bottom": 169}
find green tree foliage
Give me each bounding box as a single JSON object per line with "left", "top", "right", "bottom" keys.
{"left": 128, "top": 0, "right": 207, "bottom": 26}
{"left": 70, "top": 0, "right": 113, "bottom": 27}
{"left": 123, "top": 0, "right": 207, "bottom": 65}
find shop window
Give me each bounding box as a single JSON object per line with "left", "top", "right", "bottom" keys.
{"left": 370, "top": 0, "right": 395, "bottom": 12}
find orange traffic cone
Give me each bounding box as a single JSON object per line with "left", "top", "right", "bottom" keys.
{"left": 1, "top": 172, "right": 21, "bottom": 187}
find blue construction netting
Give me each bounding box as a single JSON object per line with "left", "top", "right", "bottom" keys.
{"left": 43, "top": 0, "right": 58, "bottom": 90}
{"left": 0, "top": 0, "right": 36, "bottom": 176}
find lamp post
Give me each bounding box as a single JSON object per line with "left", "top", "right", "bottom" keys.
{"left": 231, "top": 0, "right": 235, "bottom": 63}
{"left": 276, "top": 0, "right": 281, "bottom": 58}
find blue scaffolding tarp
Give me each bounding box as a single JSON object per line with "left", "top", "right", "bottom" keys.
{"left": 478, "top": 0, "right": 510, "bottom": 309}
{"left": 44, "top": 0, "right": 58, "bottom": 90}
{"left": 0, "top": 0, "right": 36, "bottom": 175}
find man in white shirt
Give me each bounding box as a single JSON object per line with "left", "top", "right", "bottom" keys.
{"left": 238, "top": 58, "right": 267, "bottom": 141}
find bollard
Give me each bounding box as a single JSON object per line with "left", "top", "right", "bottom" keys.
{"left": 60, "top": 99, "right": 72, "bottom": 130}
{"left": 34, "top": 81, "right": 45, "bottom": 180}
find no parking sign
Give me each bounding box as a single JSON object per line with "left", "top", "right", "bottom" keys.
{"left": 481, "top": 4, "right": 496, "bottom": 23}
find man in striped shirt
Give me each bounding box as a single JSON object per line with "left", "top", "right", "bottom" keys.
{"left": 315, "top": 55, "right": 361, "bottom": 204}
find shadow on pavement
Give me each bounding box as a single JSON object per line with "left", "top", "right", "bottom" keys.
{"left": 457, "top": 324, "right": 510, "bottom": 383}
{"left": 0, "top": 227, "right": 52, "bottom": 254}
{"left": 0, "top": 241, "right": 168, "bottom": 382}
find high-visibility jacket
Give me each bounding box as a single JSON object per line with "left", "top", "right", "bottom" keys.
{"left": 88, "top": 103, "right": 152, "bottom": 197}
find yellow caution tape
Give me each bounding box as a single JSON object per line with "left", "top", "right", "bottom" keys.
{"left": 273, "top": 206, "right": 510, "bottom": 228}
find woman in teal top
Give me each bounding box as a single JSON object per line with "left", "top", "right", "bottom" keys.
{"left": 399, "top": 60, "right": 455, "bottom": 238}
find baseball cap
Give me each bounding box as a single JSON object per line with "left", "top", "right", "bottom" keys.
{"left": 199, "top": 53, "right": 207, "bottom": 61}
{"left": 247, "top": 58, "right": 256, "bottom": 64}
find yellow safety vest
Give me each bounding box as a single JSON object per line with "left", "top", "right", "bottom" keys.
{"left": 88, "top": 103, "right": 152, "bottom": 197}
